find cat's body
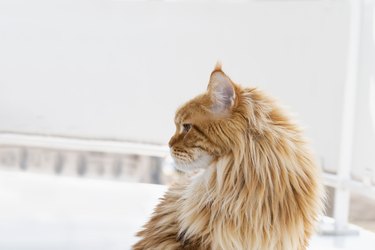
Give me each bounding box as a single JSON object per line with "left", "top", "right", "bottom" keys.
{"left": 133, "top": 65, "right": 324, "bottom": 250}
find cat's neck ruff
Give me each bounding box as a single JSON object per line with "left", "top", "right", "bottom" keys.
{"left": 178, "top": 154, "right": 304, "bottom": 249}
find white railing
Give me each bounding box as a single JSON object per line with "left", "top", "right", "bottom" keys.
{"left": 0, "top": 133, "right": 170, "bottom": 183}
{"left": 1, "top": 130, "right": 375, "bottom": 235}
{"left": 0, "top": 133, "right": 169, "bottom": 158}
{"left": 333, "top": 0, "right": 362, "bottom": 234}
{"left": 330, "top": 0, "right": 375, "bottom": 234}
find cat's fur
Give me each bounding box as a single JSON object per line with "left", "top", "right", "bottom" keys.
{"left": 133, "top": 64, "right": 324, "bottom": 250}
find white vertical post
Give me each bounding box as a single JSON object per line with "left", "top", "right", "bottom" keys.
{"left": 333, "top": 0, "right": 362, "bottom": 233}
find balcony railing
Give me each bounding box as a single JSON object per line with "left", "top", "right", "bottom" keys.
{"left": 1, "top": 131, "right": 375, "bottom": 235}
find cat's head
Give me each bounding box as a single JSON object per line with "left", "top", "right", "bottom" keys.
{"left": 169, "top": 64, "right": 246, "bottom": 172}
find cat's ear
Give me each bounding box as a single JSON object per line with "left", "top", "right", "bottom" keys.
{"left": 207, "top": 65, "right": 236, "bottom": 113}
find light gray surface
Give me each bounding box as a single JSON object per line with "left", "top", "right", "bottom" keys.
{"left": 0, "top": 170, "right": 165, "bottom": 250}
{"left": 0, "top": 170, "right": 374, "bottom": 250}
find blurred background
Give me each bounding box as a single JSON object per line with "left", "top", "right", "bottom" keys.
{"left": 0, "top": 0, "right": 375, "bottom": 249}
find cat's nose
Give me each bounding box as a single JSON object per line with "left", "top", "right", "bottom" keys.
{"left": 168, "top": 136, "right": 177, "bottom": 148}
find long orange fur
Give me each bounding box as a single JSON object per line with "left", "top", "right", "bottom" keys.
{"left": 133, "top": 64, "right": 324, "bottom": 250}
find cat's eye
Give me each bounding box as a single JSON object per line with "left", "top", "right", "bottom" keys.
{"left": 182, "top": 123, "right": 192, "bottom": 133}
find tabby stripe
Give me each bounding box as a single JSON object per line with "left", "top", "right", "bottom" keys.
{"left": 194, "top": 125, "right": 221, "bottom": 151}
{"left": 193, "top": 145, "right": 206, "bottom": 152}
{"left": 193, "top": 125, "right": 207, "bottom": 139}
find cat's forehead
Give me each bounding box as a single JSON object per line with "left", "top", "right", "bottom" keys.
{"left": 174, "top": 104, "right": 197, "bottom": 124}
{"left": 174, "top": 95, "right": 211, "bottom": 124}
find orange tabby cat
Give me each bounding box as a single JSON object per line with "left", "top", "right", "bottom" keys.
{"left": 133, "top": 64, "right": 324, "bottom": 250}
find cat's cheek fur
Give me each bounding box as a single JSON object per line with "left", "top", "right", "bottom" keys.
{"left": 173, "top": 151, "right": 212, "bottom": 172}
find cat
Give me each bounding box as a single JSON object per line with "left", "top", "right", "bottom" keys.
{"left": 133, "top": 64, "right": 324, "bottom": 250}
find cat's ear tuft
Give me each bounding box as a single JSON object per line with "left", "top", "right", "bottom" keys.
{"left": 207, "top": 68, "right": 235, "bottom": 113}
{"left": 214, "top": 61, "right": 222, "bottom": 71}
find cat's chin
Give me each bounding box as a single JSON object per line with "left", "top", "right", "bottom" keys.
{"left": 172, "top": 153, "right": 213, "bottom": 173}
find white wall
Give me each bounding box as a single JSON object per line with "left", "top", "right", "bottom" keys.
{"left": 0, "top": 0, "right": 352, "bottom": 171}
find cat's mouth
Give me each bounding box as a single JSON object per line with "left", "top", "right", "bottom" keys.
{"left": 170, "top": 149, "right": 212, "bottom": 172}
